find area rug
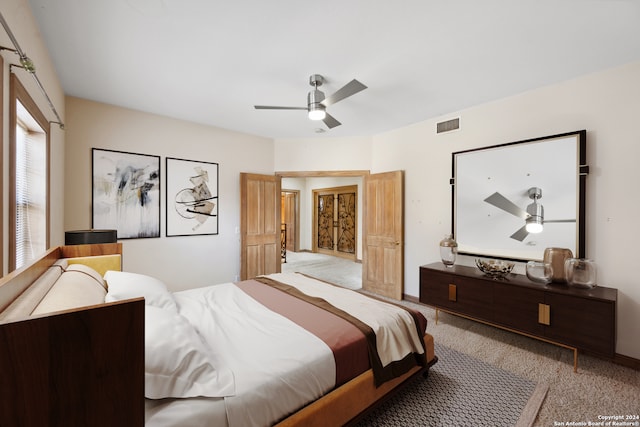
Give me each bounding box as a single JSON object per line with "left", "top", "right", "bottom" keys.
{"left": 354, "top": 344, "right": 548, "bottom": 427}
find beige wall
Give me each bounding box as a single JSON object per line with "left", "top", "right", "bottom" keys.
{"left": 276, "top": 60, "right": 640, "bottom": 359}
{"left": 65, "top": 97, "right": 273, "bottom": 290}
{"left": 1, "top": 0, "right": 66, "bottom": 274}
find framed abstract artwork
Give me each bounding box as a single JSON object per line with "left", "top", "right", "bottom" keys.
{"left": 452, "top": 130, "right": 586, "bottom": 261}
{"left": 92, "top": 148, "right": 161, "bottom": 239}
{"left": 166, "top": 157, "right": 219, "bottom": 236}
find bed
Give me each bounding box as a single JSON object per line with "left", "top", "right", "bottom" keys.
{"left": 0, "top": 244, "right": 436, "bottom": 427}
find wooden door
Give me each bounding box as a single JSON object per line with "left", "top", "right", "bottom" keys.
{"left": 240, "top": 173, "right": 281, "bottom": 280}
{"left": 315, "top": 189, "right": 336, "bottom": 254}
{"left": 362, "top": 171, "right": 404, "bottom": 299}
{"left": 313, "top": 186, "right": 357, "bottom": 260}
{"left": 281, "top": 191, "right": 298, "bottom": 252}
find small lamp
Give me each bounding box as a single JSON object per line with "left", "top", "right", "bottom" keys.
{"left": 439, "top": 234, "right": 458, "bottom": 267}
{"left": 65, "top": 229, "right": 117, "bottom": 245}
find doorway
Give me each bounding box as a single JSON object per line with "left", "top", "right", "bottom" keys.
{"left": 281, "top": 190, "right": 299, "bottom": 254}
{"left": 268, "top": 170, "right": 405, "bottom": 300}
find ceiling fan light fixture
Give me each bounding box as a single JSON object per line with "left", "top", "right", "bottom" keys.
{"left": 525, "top": 218, "right": 544, "bottom": 234}
{"left": 525, "top": 198, "right": 544, "bottom": 233}
{"left": 307, "top": 87, "right": 326, "bottom": 120}
{"left": 308, "top": 104, "right": 326, "bottom": 120}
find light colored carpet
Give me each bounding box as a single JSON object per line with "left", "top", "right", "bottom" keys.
{"left": 283, "top": 252, "right": 640, "bottom": 426}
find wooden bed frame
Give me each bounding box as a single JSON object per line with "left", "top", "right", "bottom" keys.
{"left": 0, "top": 244, "right": 436, "bottom": 427}
{"left": 278, "top": 334, "right": 436, "bottom": 427}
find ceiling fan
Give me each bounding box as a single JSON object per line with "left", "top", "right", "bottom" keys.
{"left": 484, "top": 187, "right": 575, "bottom": 242}
{"left": 254, "top": 74, "right": 367, "bottom": 129}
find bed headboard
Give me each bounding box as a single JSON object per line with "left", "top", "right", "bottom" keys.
{"left": 0, "top": 243, "right": 144, "bottom": 426}
{"left": 0, "top": 243, "right": 122, "bottom": 314}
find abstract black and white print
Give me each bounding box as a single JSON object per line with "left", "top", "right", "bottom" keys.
{"left": 92, "top": 148, "right": 161, "bottom": 239}
{"left": 166, "top": 157, "right": 219, "bottom": 236}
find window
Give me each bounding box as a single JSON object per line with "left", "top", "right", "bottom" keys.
{"left": 9, "top": 74, "right": 50, "bottom": 272}
{"left": 15, "top": 105, "right": 46, "bottom": 268}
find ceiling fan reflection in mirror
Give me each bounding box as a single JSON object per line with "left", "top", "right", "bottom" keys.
{"left": 254, "top": 74, "right": 367, "bottom": 129}
{"left": 484, "top": 187, "right": 576, "bottom": 242}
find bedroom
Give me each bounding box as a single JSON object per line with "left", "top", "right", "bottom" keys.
{"left": 0, "top": 0, "right": 639, "bottom": 425}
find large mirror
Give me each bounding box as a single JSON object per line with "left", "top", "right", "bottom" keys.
{"left": 452, "top": 130, "right": 587, "bottom": 262}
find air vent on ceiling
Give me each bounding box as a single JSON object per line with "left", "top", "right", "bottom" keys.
{"left": 436, "top": 117, "right": 460, "bottom": 134}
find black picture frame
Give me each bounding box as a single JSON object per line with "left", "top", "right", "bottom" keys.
{"left": 92, "top": 148, "right": 161, "bottom": 239}
{"left": 166, "top": 157, "right": 219, "bottom": 236}
{"left": 452, "top": 130, "right": 587, "bottom": 262}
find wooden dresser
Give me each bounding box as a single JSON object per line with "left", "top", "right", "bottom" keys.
{"left": 419, "top": 262, "right": 617, "bottom": 369}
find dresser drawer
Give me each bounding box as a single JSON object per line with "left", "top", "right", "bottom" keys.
{"left": 420, "top": 268, "right": 492, "bottom": 321}
{"left": 493, "top": 282, "right": 545, "bottom": 335}
{"left": 544, "top": 293, "right": 616, "bottom": 357}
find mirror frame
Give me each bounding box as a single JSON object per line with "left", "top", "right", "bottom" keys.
{"left": 451, "top": 130, "right": 587, "bottom": 262}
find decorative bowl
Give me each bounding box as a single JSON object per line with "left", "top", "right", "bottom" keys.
{"left": 475, "top": 259, "right": 514, "bottom": 279}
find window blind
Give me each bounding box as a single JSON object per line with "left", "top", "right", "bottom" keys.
{"left": 15, "top": 122, "right": 46, "bottom": 269}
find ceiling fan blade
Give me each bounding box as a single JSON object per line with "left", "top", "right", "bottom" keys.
{"left": 543, "top": 219, "right": 576, "bottom": 224}
{"left": 484, "top": 192, "right": 528, "bottom": 219}
{"left": 321, "top": 79, "right": 367, "bottom": 107}
{"left": 510, "top": 225, "right": 529, "bottom": 242}
{"left": 323, "top": 113, "right": 341, "bottom": 129}
{"left": 254, "top": 105, "right": 307, "bottom": 110}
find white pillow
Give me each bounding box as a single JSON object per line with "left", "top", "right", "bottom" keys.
{"left": 145, "top": 305, "right": 235, "bottom": 399}
{"left": 65, "top": 263, "right": 107, "bottom": 289}
{"left": 32, "top": 267, "right": 107, "bottom": 315}
{"left": 104, "top": 270, "right": 178, "bottom": 312}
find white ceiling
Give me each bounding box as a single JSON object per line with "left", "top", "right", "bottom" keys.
{"left": 26, "top": 0, "right": 640, "bottom": 139}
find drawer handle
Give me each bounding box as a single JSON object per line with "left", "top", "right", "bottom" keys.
{"left": 448, "top": 284, "right": 457, "bottom": 302}
{"left": 538, "top": 303, "right": 551, "bottom": 325}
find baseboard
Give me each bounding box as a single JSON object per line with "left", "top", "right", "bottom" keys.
{"left": 404, "top": 294, "right": 640, "bottom": 372}
{"left": 613, "top": 352, "right": 640, "bottom": 370}
{"left": 403, "top": 294, "right": 420, "bottom": 304}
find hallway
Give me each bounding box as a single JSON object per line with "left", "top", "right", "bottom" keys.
{"left": 281, "top": 252, "right": 362, "bottom": 290}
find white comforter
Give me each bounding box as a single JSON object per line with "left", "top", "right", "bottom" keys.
{"left": 145, "top": 273, "right": 424, "bottom": 427}
{"left": 146, "top": 279, "right": 335, "bottom": 427}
